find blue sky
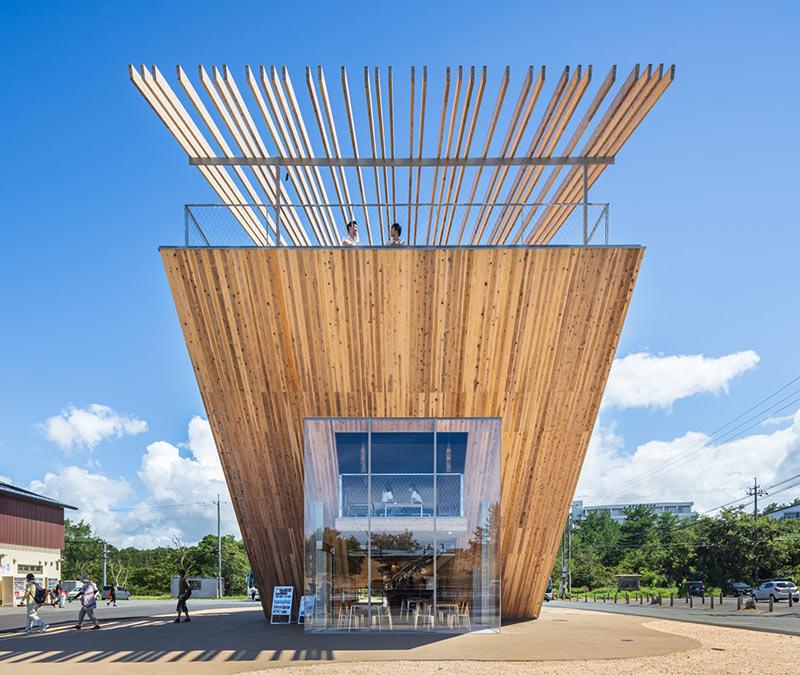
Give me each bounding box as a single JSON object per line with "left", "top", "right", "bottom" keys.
{"left": 1, "top": 1, "right": 799, "bottom": 544}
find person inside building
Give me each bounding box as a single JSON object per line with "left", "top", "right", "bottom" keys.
{"left": 342, "top": 220, "right": 359, "bottom": 246}
{"left": 409, "top": 485, "right": 423, "bottom": 505}
{"left": 388, "top": 223, "right": 404, "bottom": 246}
{"left": 70, "top": 574, "right": 100, "bottom": 630}
{"left": 175, "top": 568, "right": 192, "bottom": 623}
{"left": 18, "top": 573, "right": 49, "bottom": 634}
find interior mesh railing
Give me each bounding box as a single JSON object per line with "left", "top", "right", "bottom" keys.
{"left": 183, "top": 202, "right": 610, "bottom": 247}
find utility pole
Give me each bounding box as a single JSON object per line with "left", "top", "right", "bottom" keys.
{"left": 102, "top": 541, "right": 108, "bottom": 588}
{"left": 567, "top": 509, "right": 573, "bottom": 595}
{"left": 217, "top": 494, "right": 222, "bottom": 599}
{"left": 560, "top": 517, "right": 568, "bottom": 598}
{"left": 746, "top": 477, "right": 768, "bottom": 517}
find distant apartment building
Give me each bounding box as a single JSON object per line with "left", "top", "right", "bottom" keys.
{"left": 0, "top": 481, "right": 76, "bottom": 605}
{"left": 765, "top": 503, "right": 800, "bottom": 520}
{"left": 571, "top": 499, "right": 694, "bottom": 524}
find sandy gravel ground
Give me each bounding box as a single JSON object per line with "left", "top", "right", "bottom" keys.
{"left": 243, "top": 619, "right": 800, "bottom": 674}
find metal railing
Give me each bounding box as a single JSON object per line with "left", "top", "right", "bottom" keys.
{"left": 183, "top": 201, "right": 610, "bottom": 247}
{"left": 338, "top": 473, "right": 464, "bottom": 518}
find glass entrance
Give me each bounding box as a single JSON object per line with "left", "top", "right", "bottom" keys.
{"left": 304, "top": 418, "right": 500, "bottom": 633}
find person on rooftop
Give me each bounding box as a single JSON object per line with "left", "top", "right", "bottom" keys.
{"left": 388, "top": 223, "right": 404, "bottom": 246}
{"left": 342, "top": 220, "right": 359, "bottom": 246}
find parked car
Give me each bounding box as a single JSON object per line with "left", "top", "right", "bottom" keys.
{"left": 752, "top": 580, "right": 800, "bottom": 603}
{"left": 683, "top": 580, "right": 705, "bottom": 597}
{"left": 544, "top": 578, "right": 554, "bottom": 602}
{"left": 726, "top": 581, "right": 753, "bottom": 597}
{"left": 101, "top": 585, "right": 131, "bottom": 600}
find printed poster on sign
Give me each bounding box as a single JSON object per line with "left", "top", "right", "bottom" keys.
{"left": 298, "top": 595, "right": 315, "bottom": 623}
{"left": 270, "top": 586, "right": 294, "bottom": 624}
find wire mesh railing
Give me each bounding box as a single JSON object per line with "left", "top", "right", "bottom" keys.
{"left": 183, "top": 202, "right": 610, "bottom": 247}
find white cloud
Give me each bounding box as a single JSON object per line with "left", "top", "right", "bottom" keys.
{"left": 577, "top": 408, "right": 800, "bottom": 512}
{"left": 41, "top": 403, "right": 148, "bottom": 451}
{"left": 28, "top": 417, "right": 238, "bottom": 548}
{"left": 602, "top": 350, "right": 760, "bottom": 410}
{"left": 29, "top": 466, "right": 134, "bottom": 540}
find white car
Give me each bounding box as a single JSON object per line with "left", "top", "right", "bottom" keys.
{"left": 752, "top": 580, "right": 800, "bottom": 603}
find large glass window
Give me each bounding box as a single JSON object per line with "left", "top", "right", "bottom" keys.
{"left": 304, "top": 418, "right": 500, "bottom": 633}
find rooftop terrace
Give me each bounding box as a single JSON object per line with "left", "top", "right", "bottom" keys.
{"left": 131, "top": 64, "right": 674, "bottom": 247}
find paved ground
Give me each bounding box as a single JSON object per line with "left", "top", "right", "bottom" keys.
{"left": 0, "top": 599, "right": 253, "bottom": 633}
{"left": 0, "top": 602, "right": 699, "bottom": 673}
{"left": 550, "top": 597, "right": 800, "bottom": 635}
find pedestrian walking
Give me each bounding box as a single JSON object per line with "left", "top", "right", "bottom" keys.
{"left": 52, "top": 580, "right": 62, "bottom": 607}
{"left": 175, "top": 568, "right": 191, "bottom": 623}
{"left": 70, "top": 574, "right": 100, "bottom": 629}
{"left": 106, "top": 584, "right": 117, "bottom": 606}
{"left": 18, "top": 573, "right": 49, "bottom": 633}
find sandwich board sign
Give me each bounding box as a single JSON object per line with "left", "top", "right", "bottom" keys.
{"left": 270, "top": 586, "right": 294, "bottom": 624}
{"left": 298, "top": 595, "right": 315, "bottom": 624}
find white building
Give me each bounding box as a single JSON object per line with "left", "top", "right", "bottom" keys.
{"left": 766, "top": 503, "right": 800, "bottom": 520}
{"left": 571, "top": 499, "right": 694, "bottom": 524}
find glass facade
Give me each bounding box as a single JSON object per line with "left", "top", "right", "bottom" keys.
{"left": 304, "top": 418, "right": 500, "bottom": 633}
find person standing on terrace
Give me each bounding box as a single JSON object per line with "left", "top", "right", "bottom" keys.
{"left": 388, "top": 223, "right": 404, "bottom": 246}
{"left": 342, "top": 220, "right": 359, "bottom": 246}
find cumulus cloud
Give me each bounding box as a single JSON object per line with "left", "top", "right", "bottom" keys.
{"left": 29, "top": 466, "right": 134, "bottom": 540}
{"left": 602, "top": 350, "right": 760, "bottom": 410}
{"left": 28, "top": 417, "right": 238, "bottom": 547}
{"left": 41, "top": 403, "right": 148, "bottom": 451}
{"left": 577, "top": 408, "right": 800, "bottom": 512}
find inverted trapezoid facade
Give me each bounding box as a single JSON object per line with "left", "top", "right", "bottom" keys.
{"left": 161, "top": 246, "right": 642, "bottom": 621}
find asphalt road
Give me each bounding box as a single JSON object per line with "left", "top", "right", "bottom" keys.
{"left": 549, "top": 597, "right": 800, "bottom": 635}
{"left": 0, "top": 598, "right": 258, "bottom": 633}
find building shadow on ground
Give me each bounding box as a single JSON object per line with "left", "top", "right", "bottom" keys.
{"left": 0, "top": 609, "right": 465, "bottom": 665}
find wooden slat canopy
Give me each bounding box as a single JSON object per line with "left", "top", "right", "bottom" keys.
{"left": 132, "top": 64, "right": 673, "bottom": 246}
{"left": 161, "top": 245, "right": 643, "bottom": 619}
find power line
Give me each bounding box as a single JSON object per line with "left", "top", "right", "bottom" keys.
{"left": 72, "top": 500, "right": 230, "bottom": 514}
{"left": 590, "top": 376, "right": 800, "bottom": 501}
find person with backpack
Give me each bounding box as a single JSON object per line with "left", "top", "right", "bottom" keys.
{"left": 18, "top": 573, "right": 49, "bottom": 633}
{"left": 52, "top": 580, "right": 63, "bottom": 607}
{"left": 175, "top": 568, "right": 191, "bottom": 623}
{"left": 70, "top": 574, "right": 100, "bottom": 630}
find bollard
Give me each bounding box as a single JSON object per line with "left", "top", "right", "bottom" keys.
{"left": 614, "top": 593, "right": 618, "bottom": 604}
{"left": 670, "top": 593, "right": 674, "bottom": 607}
{"left": 790, "top": 594, "right": 794, "bottom": 608}
{"left": 720, "top": 591, "right": 723, "bottom": 605}
{"left": 626, "top": 592, "right": 629, "bottom": 604}
{"left": 737, "top": 595, "right": 742, "bottom": 611}
{"left": 711, "top": 595, "right": 714, "bottom": 609}
{"left": 690, "top": 595, "right": 693, "bottom": 608}
{"left": 769, "top": 596, "right": 774, "bottom": 612}
{"left": 593, "top": 592, "right": 596, "bottom": 603}
{"left": 640, "top": 593, "right": 643, "bottom": 605}
{"left": 685, "top": 593, "right": 689, "bottom": 604}
{"left": 585, "top": 594, "right": 588, "bottom": 603}
{"left": 604, "top": 593, "right": 607, "bottom": 603}
{"left": 702, "top": 594, "right": 705, "bottom": 605}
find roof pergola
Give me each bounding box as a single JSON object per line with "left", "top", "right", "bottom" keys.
{"left": 131, "top": 64, "right": 673, "bottom": 247}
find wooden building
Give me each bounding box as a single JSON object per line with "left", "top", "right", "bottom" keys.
{"left": 133, "top": 63, "right": 672, "bottom": 625}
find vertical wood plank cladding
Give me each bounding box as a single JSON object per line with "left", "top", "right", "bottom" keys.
{"left": 162, "top": 246, "right": 642, "bottom": 619}
{"left": 0, "top": 497, "right": 66, "bottom": 550}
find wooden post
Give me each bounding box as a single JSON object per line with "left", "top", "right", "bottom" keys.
{"left": 689, "top": 595, "right": 693, "bottom": 608}
{"left": 685, "top": 592, "right": 689, "bottom": 604}
{"left": 711, "top": 595, "right": 714, "bottom": 609}
{"left": 584, "top": 594, "right": 588, "bottom": 603}
{"left": 720, "top": 592, "right": 723, "bottom": 605}
{"left": 737, "top": 595, "right": 742, "bottom": 611}
{"left": 625, "top": 592, "right": 629, "bottom": 604}
{"left": 593, "top": 592, "right": 596, "bottom": 603}
{"left": 670, "top": 593, "right": 674, "bottom": 607}
{"left": 614, "top": 593, "right": 618, "bottom": 604}
{"left": 603, "top": 593, "right": 607, "bottom": 603}
{"left": 769, "top": 596, "right": 774, "bottom": 612}
{"left": 790, "top": 593, "right": 794, "bottom": 608}
{"left": 640, "top": 593, "right": 643, "bottom": 605}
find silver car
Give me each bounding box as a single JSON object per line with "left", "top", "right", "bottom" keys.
{"left": 752, "top": 580, "right": 800, "bottom": 603}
